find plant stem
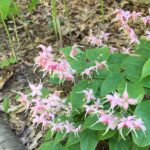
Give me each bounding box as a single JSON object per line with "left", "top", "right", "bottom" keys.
{"left": 51, "top": 0, "right": 58, "bottom": 39}
{"left": 0, "top": 15, "right": 16, "bottom": 60}
{"left": 12, "top": 15, "right": 20, "bottom": 44}
{"left": 100, "top": 0, "right": 104, "bottom": 23}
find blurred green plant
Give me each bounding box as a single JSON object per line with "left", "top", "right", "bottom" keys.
{"left": 51, "top": 0, "right": 62, "bottom": 43}
{"left": 3, "top": 96, "right": 10, "bottom": 114}
{"left": 28, "top": 0, "right": 39, "bottom": 12}
{"left": 0, "top": 56, "right": 17, "bottom": 68}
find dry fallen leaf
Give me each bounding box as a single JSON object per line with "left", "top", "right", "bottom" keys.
{"left": 0, "top": 69, "right": 13, "bottom": 90}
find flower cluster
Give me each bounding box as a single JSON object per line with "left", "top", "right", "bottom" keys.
{"left": 17, "top": 81, "right": 81, "bottom": 135}
{"left": 115, "top": 9, "right": 150, "bottom": 45}
{"left": 50, "top": 121, "right": 81, "bottom": 137}
{"left": 81, "top": 88, "right": 146, "bottom": 139}
{"left": 85, "top": 8, "right": 150, "bottom": 54}
{"left": 81, "top": 61, "right": 107, "bottom": 79}
{"left": 85, "top": 30, "right": 110, "bottom": 47}
{"left": 35, "top": 44, "right": 75, "bottom": 82}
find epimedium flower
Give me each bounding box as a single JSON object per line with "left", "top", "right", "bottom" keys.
{"left": 28, "top": 80, "right": 43, "bottom": 97}
{"left": 105, "top": 88, "right": 137, "bottom": 110}
{"left": 50, "top": 120, "right": 81, "bottom": 137}
{"left": 37, "top": 44, "right": 53, "bottom": 53}
{"left": 16, "top": 91, "right": 31, "bottom": 110}
{"left": 142, "top": 16, "right": 150, "bottom": 26}
{"left": 85, "top": 30, "right": 104, "bottom": 47}
{"left": 109, "top": 46, "right": 118, "bottom": 53}
{"left": 81, "top": 61, "right": 107, "bottom": 79}
{"left": 130, "top": 11, "right": 141, "bottom": 22}
{"left": 99, "top": 31, "right": 111, "bottom": 42}
{"left": 120, "top": 88, "right": 137, "bottom": 110}
{"left": 80, "top": 88, "right": 96, "bottom": 103}
{"left": 69, "top": 44, "right": 83, "bottom": 60}
{"left": 106, "top": 92, "right": 122, "bottom": 109}
{"left": 92, "top": 112, "right": 118, "bottom": 134}
{"left": 118, "top": 116, "right": 146, "bottom": 139}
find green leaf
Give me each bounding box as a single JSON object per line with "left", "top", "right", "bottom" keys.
{"left": 80, "top": 130, "right": 98, "bottom": 150}
{"left": 28, "top": 0, "right": 39, "bottom": 12}
{"left": 38, "top": 140, "right": 62, "bottom": 150}
{"left": 8, "top": 2, "right": 20, "bottom": 16}
{"left": 121, "top": 56, "right": 145, "bottom": 82}
{"left": 69, "top": 59, "right": 93, "bottom": 74}
{"left": 41, "top": 87, "right": 49, "bottom": 98}
{"left": 136, "top": 38, "right": 150, "bottom": 59}
{"left": 132, "top": 100, "right": 150, "bottom": 147}
{"left": 101, "top": 72, "right": 124, "bottom": 96}
{"left": 38, "top": 140, "right": 55, "bottom": 150}
{"left": 3, "top": 96, "right": 9, "bottom": 113}
{"left": 49, "top": 77, "right": 60, "bottom": 84}
{"left": 0, "top": 58, "right": 10, "bottom": 67}
{"left": 64, "top": 143, "right": 80, "bottom": 150}
{"left": 141, "top": 58, "right": 150, "bottom": 80}
{"left": 98, "top": 130, "right": 116, "bottom": 140}
{"left": 8, "top": 57, "right": 17, "bottom": 64}
{"left": 54, "top": 132, "right": 65, "bottom": 145}
{"left": 107, "top": 53, "right": 128, "bottom": 72}
{"left": 86, "top": 47, "right": 110, "bottom": 61}
{"left": 141, "top": 76, "right": 150, "bottom": 88}
{"left": 109, "top": 135, "right": 133, "bottom": 150}
{"left": 0, "top": 0, "right": 12, "bottom": 19}
{"left": 83, "top": 115, "right": 106, "bottom": 131}
{"left": 44, "top": 130, "right": 53, "bottom": 142}
{"left": 71, "top": 80, "right": 99, "bottom": 111}
{"left": 66, "top": 133, "right": 83, "bottom": 147}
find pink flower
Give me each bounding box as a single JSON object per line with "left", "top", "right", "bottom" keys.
{"left": 95, "top": 113, "right": 118, "bottom": 132}
{"left": 81, "top": 67, "right": 94, "bottom": 79}
{"left": 114, "top": 9, "right": 131, "bottom": 24}
{"left": 100, "top": 31, "right": 111, "bottom": 41}
{"left": 133, "top": 118, "right": 146, "bottom": 132}
{"left": 106, "top": 92, "right": 122, "bottom": 109}
{"left": 70, "top": 44, "right": 83, "bottom": 60}
{"left": 50, "top": 121, "right": 64, "bottom": 133}
{"left": 85, "top": 31, "right": 104, "bottom": 47}
{"left": 118, "top": 116, "right": 146, "bottom": 139}
{"left": 37, "top": 44, "right": 53, "bottom": 53}
{"left": 28, "top": 80, "right": 43, "bottom": 97}
{"left": 109, "top": 46, "right": 118, "bottom": 53}
{"left": 146, "top": 31, "right": 150, "bottom": 40}
{"left": 70, "top": 45, "right": 78, "bottom": 60}
{"left": 95, "top": 61, "right": 107, "bottom": 72}
{"left": 130, "top": 11, "right": 141, "bottom": 22}
{"left": 17, "top": 92, "right": 31, "bottom": 110}
{"left": 81, "top": 61, "right": 107, "bottom": 78}
{"left": 80, "top": 88, "right": 96, "bottom": 103}
{"left": 142, "top": 16, "right": 150, "bottom": 25}
{"left": 121, "top": 89, "right": 137, "bottom": 110}
{"left": 35, "top": 45, "right": 75, "bottom": 82}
